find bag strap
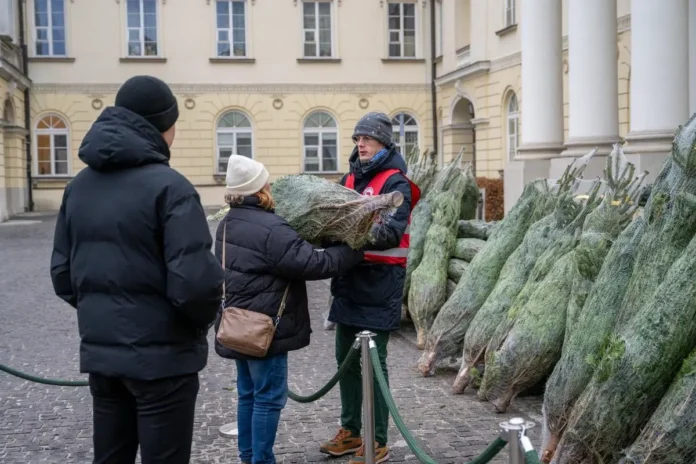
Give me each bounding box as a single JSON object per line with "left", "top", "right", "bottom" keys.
{"left": 221, "top": 221, "right": 227, "bottom": 304}
{"left": 222, "top": 220, "right": 289, "bottom": 327}
{"left": 274, "top": 286, "right": 290, "bottom": 327}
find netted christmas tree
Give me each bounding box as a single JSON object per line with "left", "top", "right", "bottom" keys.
{"left": 207, "top": 174, "right": 404, "bottom": 250}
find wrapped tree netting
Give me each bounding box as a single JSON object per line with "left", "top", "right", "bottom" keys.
{"left": 409, "top": 174, "right": 466, "bottom": 349}
{"left": 406, "top": 145, "right": 437, "bottom": 198}
{"left": 459, "top": 163, "right": 480, "bottom": 220}
{"left": 553, "top": 230, "right": 696, "bottom": 464}
{"left": 447, "top": 259, "right": 469, "bottom": 283}
{"left": 541, "top": 146, "right": 648, "bottom": 460}
{"left": 453, "top": 149, "right": 623, "bottom": 395}
{"left": 416, "top": 178, "right": 555, "bottom": 376}
{"left": 477, "top": 181, "right": 603, "bottom": 411}
{"left": 619, "top": 348, "right": 696, "bottom": 464}
{"left": 206, "top": 174, "right": 403, "bottom": 250}
{"left": 417, "top": 151, "right": 595, "bottom": 377}
{"left": 552, "top": 113, "right": 696, "bottom": 464}
{"left": 403, "top": 150, "right": 465, "bottom": 304}
{"left": 458, "top": 219, "right": 497, "bottom": 240}
{"left": 452, "top": 238, "right": 486, "bottom": 262}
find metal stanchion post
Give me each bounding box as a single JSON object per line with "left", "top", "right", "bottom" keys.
{"left": 500, "top": 417, "right": 535, "bottom": 464}
{"left": 359, "top": 330, "right": 376, "bottom": 464}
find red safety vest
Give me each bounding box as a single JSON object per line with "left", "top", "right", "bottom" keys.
{"left": 345, "top": 168, "right": 421, "bottom": 267}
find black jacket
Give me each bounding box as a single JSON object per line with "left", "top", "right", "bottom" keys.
{"left": 328, "top": 145, "right": 413, "bottom": 331}
{"left": 50, "top": 106, "right": 224, "bottom": 380}
{"left": 214, "top": 197, "right": 364, "bottom": 360}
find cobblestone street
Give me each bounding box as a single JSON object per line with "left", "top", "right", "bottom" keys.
{"left": 1, "top": 214, "right": 542, "bottom": 464}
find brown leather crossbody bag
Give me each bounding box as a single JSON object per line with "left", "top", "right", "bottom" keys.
{"left": 216, "top": 221, "right": 289, "bottom": 358}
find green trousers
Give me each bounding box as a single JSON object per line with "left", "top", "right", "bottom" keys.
{"left": 335, "top": 324, "right": 390, "bottom": 447}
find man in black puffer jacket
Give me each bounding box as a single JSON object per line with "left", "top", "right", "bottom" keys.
{"left": 50, "top": 75, "right": 224, "bottom": 464}
{"left": 321, "top": 112, "right": 420, "bottom": 464}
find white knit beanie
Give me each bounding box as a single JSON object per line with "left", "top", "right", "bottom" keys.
{"left": 225, "top": 155, "right": 270, "bottom": 196}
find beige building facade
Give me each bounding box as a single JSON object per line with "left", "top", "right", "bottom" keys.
{"left": 436, "top": 0, "right": 696, "bottom": 211}
{"left": 1, "top": 0, "right": 696, "bottom": 217}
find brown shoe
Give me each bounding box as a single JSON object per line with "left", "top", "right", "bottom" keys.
{"left": 348, "top": 442, "right": 390, "bottom": 464}
{"left": 319, "top": 428, "right": 363, "bottom": 457}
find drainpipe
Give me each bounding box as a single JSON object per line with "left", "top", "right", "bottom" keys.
{"left": 18, "top": 0, "right": 34, "bottom": 212}
{"left": 429, "top": 0, "right": 438, "bottom": 156}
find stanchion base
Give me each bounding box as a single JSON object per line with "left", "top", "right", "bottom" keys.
{"left": 219, "top": 423, "right": 239, "bottom": 438}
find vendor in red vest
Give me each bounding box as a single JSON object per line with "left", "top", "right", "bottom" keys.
{"left": 320, "top": 112, "right": 420, "bottom": 464}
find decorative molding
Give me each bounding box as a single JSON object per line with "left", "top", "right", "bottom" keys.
{"left": 184, "top": 98, "right": 196, "bottom": 110}
{"left": 209, "top": 57, "right": 256, "bottom": 64}
{"left": 435, "top": 60, "right": 490, "bottom": 87}
{"left": 358, "top": 98, "right": 369, "bottom": 109}
{"left": 381, "top": 58, "right": 427, "bottom": 64}
{"left": 32, "top": 83, "right": 432, "bottom": 94}
{"left": 297, "top": 58, "right": 342, "bottom": 64}
{"left": 28, "top": 56, "right": 76, "bottom": 63}
{"left": 119, "top": 57, "right": 167, "bottom": 63}
{"left": 489, "top": 51, "right": 520, "bottom": 72}
{"left": 91, "top": 98, "right": 103, "bottom": 110}
{"left": 495, "top": 24, "right": 517, "bottom": 37}
{"left": 471, "top": 117, "right": 489, "bottom": 126}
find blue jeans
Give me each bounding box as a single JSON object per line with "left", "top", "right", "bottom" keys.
{"left": 235, "top": 353, "right": 289, "bottom": 464}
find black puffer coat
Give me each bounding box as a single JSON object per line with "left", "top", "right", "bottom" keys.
{"left": 50, "top": 106, "right": 224, "bottom": 381}
{"left": 328, "top": 145, "right": 413, "bottom": 332}
{"left": 214, "top": 197, "right": 364, "bottom": 360}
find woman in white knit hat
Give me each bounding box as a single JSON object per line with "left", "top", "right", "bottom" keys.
{"left": 213, "top": 155, "right": 363, "bottom": 464}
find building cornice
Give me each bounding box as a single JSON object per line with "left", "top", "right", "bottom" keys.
{"left": 490, "top": 52, "right": 521, "bottom": 73}
{"left": 435, "top": 60, "right": 491, "bottom": 87}
{"left": 0, "top": 61, "right": 31, "bottom": 90}
{"left": 31, "top": 83, "right": 432, "bottom": 94}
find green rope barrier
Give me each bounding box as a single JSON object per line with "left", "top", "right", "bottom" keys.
{"left": 369, "top": 347, "right": 508, "bottom": 464}
{"left": 0, "top": 363, "right": 89, "bottom": 387}
{"left": 524, "top": 450, "right": 541, "bottom": 464}
{"left": 288, "top": 343, "right": 359, "bottom": 403}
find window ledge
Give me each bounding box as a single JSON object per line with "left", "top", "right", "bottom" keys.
{"left": 28, "top": 56, "right": 76, "bottom": 63}
{"left": 32, "top": 176, "right": 73, "bottom": 187}
{"left": 297, "top": 58, "right": 342, "bottom": 64}
{"left": 495, "top": 24, "right": 518, "bottom": 37}
{"left": 119, "top": 57, "right": 168, "bottom": 63}
{"left": 381, "top": 58, "right": 426, "bottom": 64}
{"left": 209, "top": 57, "right": 256, "bottom": 64}
{"left": 434, "top": 55, "right": 443, "bottom": 64}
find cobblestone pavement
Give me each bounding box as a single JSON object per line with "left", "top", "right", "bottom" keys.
{"left": 0, "top": 214, "right": 542, "bottom": 464}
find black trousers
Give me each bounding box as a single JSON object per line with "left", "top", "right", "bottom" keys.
{"left": 88, "top": 373, "right": 200, "bottom": 464}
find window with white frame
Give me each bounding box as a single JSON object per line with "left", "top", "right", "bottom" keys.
{"left": 216, "top": 0, "right": 247, "bottom": 57}
{"left": 35, "top": 114, "right": 70, "bottom": 176}
{"left": 391, "top": 113, "right": 419, "bottom": 157}
{"left": 388, "top": 2, "right": 416, "bottom": 58}
{"left": 216, "top": 111, "right": 253, "bottom": 173}
{"left": 303, "top": 1, "right": 332, "bottom": 58}
{"left": 504, "top": 0, "right": 516, "bottom": 27}
{"left": 126, "top": 0, "right": 158, "bottom": 57}
{"left": 506, "top": 92, "right": 519, "bottom": 159}
{"left": 34, "top": 0, "right": 66, "bottom": 56}
{"left": 303, "top": 111, "right": 338, "bottom": 173}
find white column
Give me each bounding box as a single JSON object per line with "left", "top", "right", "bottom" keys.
{"left": 690, "top": 0, "right": 696, "bottom": 115}
{"left": 625, "top": 0, "right": 689, "bottom": 173}
{"left": 562, "top": 0, "right": 619, "bottom": 158}
{"left": 504, "top": 0, "right": 562, "bottom": 212}
{"left": 516, "top": 0, "right": 564, "bottom": 158}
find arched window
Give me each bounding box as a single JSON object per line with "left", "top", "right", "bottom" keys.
{"left": 391, "top": 112, "right": 419, "bottom": 157}
{"left": 216, "top": 110, "right": 253, "bottom": 174}
{"left": 303, "top": 111, "right": 338, "bottom": 172}
{"left": 35, "top": 114, "right": 70, "bottom": 176}
{"left": 506, "top": 92, "right": 519, "bottom": 160}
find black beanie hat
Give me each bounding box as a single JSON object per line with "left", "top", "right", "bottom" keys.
{"left": 115, "top": 75, "right": 179, "bottom": 133}
{"left": 352, "top": 112, "right": 393, "bottom": 147}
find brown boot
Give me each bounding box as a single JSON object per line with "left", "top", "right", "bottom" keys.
{"left": 319, "top": 428, "right": 363, "bottom": 457}
{"left": 349, "top": 442, "right": 390, "bottom": 464}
